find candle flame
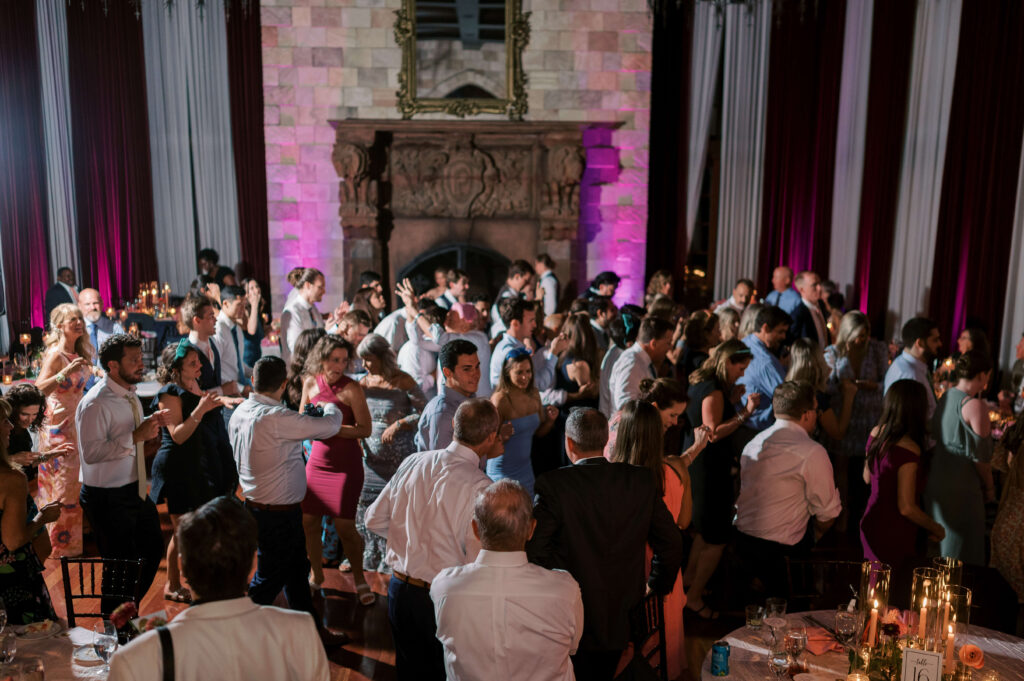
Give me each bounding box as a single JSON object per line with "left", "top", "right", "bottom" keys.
{"left": 922, "top": 597, "right": 927, "bottom": 608}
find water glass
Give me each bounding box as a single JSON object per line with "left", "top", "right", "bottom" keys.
{"left": 745, "top": 604, "right": 765, "bottom": 630}
{"left": 933, "top": 556, "right": 964, "bottom": 591}
{"left": 0, "top": 630, "right": 16, "bottom": 664}
{"left": 785, "top": 625, "right": 808, "bottom": 673}
{"left": 93, "top": 620, "right": 118, "bottom": 671}
{"left": 767, "top": 647, "right": 792, "bottom": 680}
{"left": 835, "top": 606, "right": 861, "bottom": 651}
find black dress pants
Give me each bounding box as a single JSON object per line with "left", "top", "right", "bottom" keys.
{"left": 387, "top": 576, "right": 445, "bottom": 681}
{"left": 79, "top": 482, "right": 164, "bottom": 615}
{"left": 245, "top": 503, "right": 315, "bottom": 620}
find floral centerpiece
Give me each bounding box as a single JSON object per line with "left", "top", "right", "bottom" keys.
{"left": 849, "top": 608, "right": 911, "bottom": 681}
{"left": 110, "top": 601, "right": 138, "bottom": 644}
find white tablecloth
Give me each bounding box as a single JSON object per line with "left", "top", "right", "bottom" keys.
{"left": 700, "top": 610, "right": 1024, "bottom": 681}
{"left": 13, "top": 632, "right": 104, "bottom": 680}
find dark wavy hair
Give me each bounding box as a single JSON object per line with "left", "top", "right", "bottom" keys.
{"left": 866, "top": 379, "right": 928, "bottom": 466}
{"left": 5, "top": 384, "right": 47, "bottom": 431}
{"left": 156, "top": 343, "right": 199, "bottom": 385}
{"left": 286, "top": 328, "right": 326, "bottom": 408}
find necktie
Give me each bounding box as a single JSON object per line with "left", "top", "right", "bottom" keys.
{"left": 308, "top": 308, "right": 318, "bottom": 327}
{"left": 126, "top": 394, "right": 148, "bottom": 500}
{"left": 231, "top": 326, "right": 251, "bottom": 388}
{"left": 89, "top": 323, "right": 99, "bottom": 357}
{"left": 811, "top": 306, "right": 828, "bottom": 346}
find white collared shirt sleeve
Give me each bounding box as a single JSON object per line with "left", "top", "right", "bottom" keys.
{"left": 803, "top": 446, "right": 842, "bottom": 522}
{"left": 76, "top": 393, "right": 135, "bottom": 464}
{"left": 540, "top": 275, "right": 558, "bottom": 316}
{"left": 272, "top": 402, "right": 343, "bottom": 442}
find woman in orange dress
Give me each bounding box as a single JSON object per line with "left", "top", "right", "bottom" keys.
{"left": 611, "top": 399, "right": 695, "bottom": 681}
{"left": 34, "top": 303, "right": 94, "bottom": 558}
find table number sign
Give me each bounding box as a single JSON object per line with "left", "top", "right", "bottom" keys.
{"left": 901, "top": 648, "right": 943, "bottom": 681}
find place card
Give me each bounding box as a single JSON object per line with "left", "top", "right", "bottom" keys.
{"left": 901, "top": 647, "right": 943, "bottom": 681}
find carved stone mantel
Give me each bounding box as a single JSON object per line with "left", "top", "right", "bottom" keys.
{"left": 329, "top": 119, "right": 608, "bottom": 299}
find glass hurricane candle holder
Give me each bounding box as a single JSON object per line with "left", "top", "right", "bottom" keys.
{"left": 933, "top": 556, "right": 963, "bottom": 592}
{"left": 860, "top": 561, "right": 891, "bottom": 627}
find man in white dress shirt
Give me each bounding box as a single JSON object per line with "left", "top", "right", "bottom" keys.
{"left": 214, "top": 286, "right": 252, "bottom": 395}
{"left": 108, "top": 497, "right": 330, "bottom": 681}
{"left": 227, "top": 356, "right": 347, "bottom": 645}
{"left": 434, "top": 268, "right": 469, "bottom": 310}
{"left": 734, "top": 381, "right": 841, "bottom": 597}
{"left": 279, "top": 267, "right": 326, "bottom": 363}
{"left": 366, "top": 398, "right": 504, "bottom": 681}
{"left": 884, "top": 316, "right": 941, "bottom": 421}
{"left": 535, "top": 254, "right": 560, "bottom": 317}
{"left": 431, "top": 479, "right": 583, "bottom": 681}
{"left": 77, "top": 334, "right": 168, "bottom": 613}
{"left": 608, "top": 316, "right": 674, "bottom": 411}
{"left": 714, "top": 278, "right": 755, "bottom": 315}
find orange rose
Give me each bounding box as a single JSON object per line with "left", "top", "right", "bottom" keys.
{"left": 958, "top": 643, "right": 984, "bottom": 669}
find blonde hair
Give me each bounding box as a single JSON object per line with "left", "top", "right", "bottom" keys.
{"left": 690, "top": 339, "right": 752, "bottom": 386}
{"left": 785, "top": 338, "right": 829, "bottom": 392}
{"left": 45, "top": 303, "right": 93, "bottom": 363}
{"left": 834, "top": 310, "right": 870, "bottom": 357}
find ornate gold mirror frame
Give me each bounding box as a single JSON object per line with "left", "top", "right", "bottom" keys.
{"left": 394, "top": 0, "right": 530, "bottom": 120}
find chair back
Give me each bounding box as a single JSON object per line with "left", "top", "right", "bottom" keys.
{"left": 786, "top": 559, "right": 863, "bottom": 611}
{"left": 60, "top": 557, "right": 144, "bottom": 627}
{"left": 628, "top": 591, "right": 668, "bottom": 681}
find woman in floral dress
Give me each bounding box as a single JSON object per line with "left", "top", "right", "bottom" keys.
{"left": 34, "top": 304, "right": 93, "bottom": 558}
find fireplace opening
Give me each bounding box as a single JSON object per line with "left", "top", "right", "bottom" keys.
{"left": 397, "top": 243, "right": 510, "bottom": 302}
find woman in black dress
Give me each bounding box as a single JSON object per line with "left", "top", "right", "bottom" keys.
{"left": 682, "top": 339, "right": 759, "bottom": 618}
{"left": 151, "top": 341, "right": 232, "bottom": 602}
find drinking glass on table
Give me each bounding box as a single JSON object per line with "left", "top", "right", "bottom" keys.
{"left": 835, "top": 606, "right": 861, "bottom": 652}
{"left": 767, "top": 646, "right": 792, "bottom": 681}
{"left": 785, "top": 624, "right": 808, "bottom": 673}
{"left": 746, "top": 604, "right": 765, "bottom": 630}
{"left": 19, "top": 656, "right": 44, "bottom": 681}
{"left": 93, "top": 620, "right": 118, "bottom": 672}
{"left": 0, "top": 630, "right": 16, "bottom": 664}
{"left": 765, "top": 597, "right": 787, "bottom": 618}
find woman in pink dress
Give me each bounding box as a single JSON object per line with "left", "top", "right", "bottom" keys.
{"left": 34, "top": 303, "right": 93, "bottom": 558}
{"left": 611, "top": 399, "right": 693, "bottom": 681}
{"left": 300, "top": 335, "right": 374, "bottom": 604}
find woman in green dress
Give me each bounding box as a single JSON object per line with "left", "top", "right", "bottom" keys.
{"left": 923, "top": 350, "right": 995, "bottom": 565}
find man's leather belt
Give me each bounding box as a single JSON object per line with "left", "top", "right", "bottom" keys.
{"left": 244, "top": 499, "right": 301, "bottom": 512}
{"left": 393, "top": 571, "right": 430, "bottom": 589}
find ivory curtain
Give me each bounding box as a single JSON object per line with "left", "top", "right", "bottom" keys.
{"left": 685, "top": 2, "right": 723, "bottom": 242}
{"left": 828, "top": 0, "right": 874, "bottom": 296}
{"left": 886, "top": 0, "right": 962, "bottom": 338}
{"left": 714, "top": 0, "right": 771, "bottom": 299}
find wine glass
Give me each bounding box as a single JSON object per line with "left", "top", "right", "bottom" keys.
{"left": 764, "top": 614, "right": 788, "bottom": 648}
{"left": 785, "top": 625, "right": 808, "bottom": 673}
{"left": 767, "top": 647, "right": 792, "bottom": 681}
{"left": 0, "top": 630, "right": 16, "bottom": 664}
{"left": 835, "top": 606, "right": 861, "bottom": 652}
{"left": 93, "top": 620, "right": 118, "bottom": 671}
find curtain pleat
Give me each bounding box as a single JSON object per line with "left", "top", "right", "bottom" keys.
{"left": 0, "top": 0, "right": 53, "bottom": 333}
{"left": 685, "top": 2, "right": 723, "bottom": 244}
{"left": 828, "top": 0, "right": 874, "bottom": 296}
{"left": 714, "top": 0, "right": 771, "bottom": 299}
{"left": 885, "top": 0, "right": 962, "bottom": 338}
{"left": 35, "top": 0, "right": 79, "bottom": 282}
{"left": 66, "top": 0, "right": 158, "bottom": 307}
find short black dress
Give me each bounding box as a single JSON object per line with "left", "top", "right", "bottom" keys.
{"left": 684, "top": 378, "right": 741, "bottom": 545}
{"left": 150, "top": 384, "right": 226, "bottom": 514}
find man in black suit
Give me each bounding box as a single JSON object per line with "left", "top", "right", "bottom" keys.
{"left": 527, "top": 408, "right": 683, "bottom": 681}
{"left": 44, "top": 266, "right": 78, "bottom": 324}
{"left": 787, "top": 270, "right": 830, "bottom": 348}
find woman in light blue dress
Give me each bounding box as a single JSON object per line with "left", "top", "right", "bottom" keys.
{"left": 488, "top": 348, "right": 558, "bottom": 496}
{"left": 923, "top": 350, "right": 995, "bottom": 565}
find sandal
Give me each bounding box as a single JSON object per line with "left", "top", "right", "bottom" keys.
{"left": 685, "top": 604, "right": 719, "bottom": 620}
{"left": 163, "top": 587, "right": 192, "bottom": 604}
{"left": 356, "top": 582, "right": 375, "bottom": 606}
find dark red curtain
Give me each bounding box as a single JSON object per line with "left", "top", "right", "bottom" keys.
{"left": 0, "top": 1, "right": 52, "bottom": 334}
{"left": 928, "top": 0, "right": 1024, "bottom": 357}
{"left": 853, "top": 0, "right": 917, "bottom": 337}
{"left": 645, "top": 0, "right": 693, "bottom": 292}
{"left": 226, "top": 2, "right": 270, "bottom": 285}
{"left": 66, "top": 1, "right": 157, "bottom": 308}
{"left": 757, "top": 0, "right": 846, "bottom": 287}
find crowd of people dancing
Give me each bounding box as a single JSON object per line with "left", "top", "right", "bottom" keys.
{"left": 1, "top": 250, "right": 1022, "bottom": 680}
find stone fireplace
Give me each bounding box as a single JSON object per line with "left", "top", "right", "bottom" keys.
{"left": 330, "top": 119, "right": 617, "bottom": 302}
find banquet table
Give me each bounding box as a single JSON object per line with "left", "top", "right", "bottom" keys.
{"left": 8, "top": 627, "right": 107, "bottom": 680}
{"left": 700, "top": 610, "right": 1024, "bottom": 681}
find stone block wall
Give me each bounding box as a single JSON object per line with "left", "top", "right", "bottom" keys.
{"left": 261, "top": 0, "right": 651, "bottom": 311}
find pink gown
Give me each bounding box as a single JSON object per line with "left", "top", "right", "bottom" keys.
{"left": 37, "top": 351, "right": 89, "bottom": 558}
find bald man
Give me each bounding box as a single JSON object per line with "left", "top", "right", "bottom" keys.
{"left": 79, "top": 288, "right": 124, "bottom": 364}
{"left": 763, "top": 266, "right": 802, "bottom": 316}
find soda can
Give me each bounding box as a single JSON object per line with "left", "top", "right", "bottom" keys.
{"left": 711, "top": 640, "right": 730, "bottom": 676}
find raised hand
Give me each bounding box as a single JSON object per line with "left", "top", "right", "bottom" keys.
{"left": 744, "top": 392, "right": 761, "bottom": 415}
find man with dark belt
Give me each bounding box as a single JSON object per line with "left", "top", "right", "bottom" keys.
{"left": 365, "top": 398, "right": 504, "bottom": 681}
{"left": 227, "top": 356, "right": 346, "bottom": 646}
